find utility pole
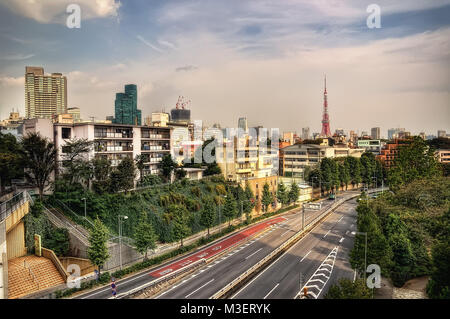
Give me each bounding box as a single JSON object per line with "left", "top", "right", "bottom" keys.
{"left": 302, "top": 203, "right": 305, "bottom": 230}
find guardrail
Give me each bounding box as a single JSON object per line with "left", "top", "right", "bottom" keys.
{"left": 0, "top": 191, "right": 33, "bottom": 222}
{"left": 116, "top": 258, "right": 207, "bottom": 299}
{"left": 209, "top": 189, "right": 382, "bottom": 299}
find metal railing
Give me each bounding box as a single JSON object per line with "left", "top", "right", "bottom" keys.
{"left": 0, "top": 191, "right": 33, "bottom": 222}
{"left": 209, "top": 191, "right": 381, "bottom": 299}
{"left": 23, "top": 260, "right": 40, "bottom": 290}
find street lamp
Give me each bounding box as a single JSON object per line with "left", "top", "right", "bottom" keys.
{"left": 118, "top": 215, "right": 128, "bottom": 270}
{"left": 351, "top": 231, "right": 367, "bottom": 280}
{"left": 81, "top": 197, "right": 87, "bottom": 218}
{"left": 372, "top": 176, "right": 377, "bottom": 189}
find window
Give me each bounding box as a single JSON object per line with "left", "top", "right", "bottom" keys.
{"left": 62, "top": 127, "right": 71, "bottom": 139}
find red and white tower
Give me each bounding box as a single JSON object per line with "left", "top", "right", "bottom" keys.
{"left": 321, "top": 75, "right": 331, "bottom": 137}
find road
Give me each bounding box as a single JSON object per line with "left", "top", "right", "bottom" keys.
{"left": 73, "top": 196, "right": 338, "bottom": 299}
{"left": 153, "top": 195, "right": 357, "bottom": 299}
{"left": 232, "top": 199, "right": 358, "bottom": 299}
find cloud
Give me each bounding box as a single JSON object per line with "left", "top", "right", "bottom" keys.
{"left": 158, "top": 39, "right": 177, "bottom": 50}
{"left": 136, "top": 35, "right": 164, "bottom": 53}
{"left": 0, "top": 0, "right": 121, "bottom": 24}
{"left": 175, "top": 65, "right": 198, "bottom": 72}
{"left": 0, "top": 75, "right": 23, "bottom": 87}
{"left": 0, "top": 53, "right": 35, "bottom": 61}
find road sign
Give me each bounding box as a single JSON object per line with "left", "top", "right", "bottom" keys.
{"left": 304, "top": 203, "right": 322, "bottom": 210}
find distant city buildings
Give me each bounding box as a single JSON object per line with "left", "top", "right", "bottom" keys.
{"left": 67, "top": 107, "right": 81, "bottom": 122}
{"left": 438, "top": 130, "right": 446, "bottom": 138}
{"left": 377, "top": 138, "right": 413, "bottom": 168}
{"left": 371, "top": 127, "right": 380, "bottom": 139}
{"left": 302, "top": 127, "right": 310, "bottom": 140}
{"left": 113, "top": 84, "right": 142, "bottom": 125}
{"left": 238, "top": 117, "right": 248, "bottom": 132}
{"left": 357, "top": 139, "right": 384, "bottom": 155}
{"left": 25, "top": 66, "right": 67, "bottom": 119}
{"left": 388, "top": 128, "right": 405, "bottom": 140}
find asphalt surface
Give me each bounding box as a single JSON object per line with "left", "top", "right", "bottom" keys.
{"left": 153, "top": 196, "right": 357, "bottom": 299}
{"left": 73, "top": 197, "right": 336, "bottom": 299}
{"left": 231, "top": 199, "right": 358, "bottom": 299}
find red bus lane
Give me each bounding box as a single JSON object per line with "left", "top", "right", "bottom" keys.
{"left": 148, "top": 216, "right": 287, "bottom": 278}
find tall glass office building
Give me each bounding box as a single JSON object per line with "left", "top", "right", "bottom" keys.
{"left": 114, "top": 84, "right": 142, "bottom": 125}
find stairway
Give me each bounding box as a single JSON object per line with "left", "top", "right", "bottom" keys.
{"left": 8, "top": 255, "right": 65, "bottom": 299}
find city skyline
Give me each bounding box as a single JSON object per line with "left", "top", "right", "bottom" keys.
{"left": 0, "top": 1, "right": 449, "bottom": 135}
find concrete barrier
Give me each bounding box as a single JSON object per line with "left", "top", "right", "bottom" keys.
{"left": 210, "top": 189, "right": 382, "bottom": 299}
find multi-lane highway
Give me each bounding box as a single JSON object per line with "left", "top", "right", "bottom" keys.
{"left": 73, "top": 196, "right": 338, "bottom": 299}
{"left": 153, "top": 195, "right": 358, "bottom": 299}
{"left": 232, "top": 199, "right": 358, "bottom": 299}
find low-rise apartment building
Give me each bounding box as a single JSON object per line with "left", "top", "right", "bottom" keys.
{"left": 357, "top": 139, "right": 384, "bottom": 155}
{"left": 435, "top": 149, "right": 450, "bottom": 164}
{"left": 279, "top": 144, "right": 365, "bottom": 177}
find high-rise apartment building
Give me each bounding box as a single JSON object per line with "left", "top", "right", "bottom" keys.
{"left": 371, "top": 127, "right": 380, "bottom": 139}
{"left": 238, "top": 117, "right": 248, "bottom": 132}
{"left": 25, "top": 66, "right": 67, "bottom": 119}
{"left": 114, "top": 84, "right": 142, "bottom": 125}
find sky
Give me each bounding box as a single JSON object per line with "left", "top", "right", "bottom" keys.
{"left": 0, "top": 0, "right": 449, "bottom": 137}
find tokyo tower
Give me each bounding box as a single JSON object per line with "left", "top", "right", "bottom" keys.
{"left": 321, "top": 75, "right": 331, "bottom": 137}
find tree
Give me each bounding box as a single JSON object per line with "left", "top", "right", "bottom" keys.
{"left": 276, "top": 181, "right": 289, "bottom": 207}
{"left": 134, "top": 211, "right": 157, "bottom": 260}
{"left": 243, "top": 181, "right": 255, "bottom": 220}
{"left": 346, "top": 156, "right": 362, "bottom": 188}
{"left": 223, "top": 191, "right": 237, "bottom": 227}
{"left": 338, "top": 160, "right": 351, "bottom": 191}
{"left": 175, "top": 168, "right": 187, "bottom": 180}
{"left": 170, "top": 205, "right": 191, "bottom": 247}
{"left": 21, "top": 132, "right": 56, "bottom": 200}
{"left": 388, "top": 137, "right": 441, "bottom": 191}
{"left": 92, "top": 158, "right": 112, "bottom": 193}
{"left": 360, "top": 152, "right": 376, "bottom": 188}
{"left": 427, "top": 238, "right": 450, "bottom": 299}
{"left": 261, "top": 182, "right": 274, "bottom": 213}
{"left": 324, "top": 278, "right": 371, "bottom": 299}
{"left": 110, "top": 156, "right": 136, "bottom": 192}
{"left": 45, "top": 228, "right": 70, "bottom": 257}
{"left": 200, "top": 198, "right": 215, "bottom": 237}
{"left": 135, "top": 154, "right": 146, "bottom": 181}
{"left": 87, "top": 218, "right": 110, "bottom": 275}
{"left": 161, "top": 154, "right": 176, "bottom": 182}
{"left": 60, "top": 138, "right": 93, "bottom": 187}
{"left": 0, "top": 133, "right": 23, "bottom": 193}
{"left": 288, "top": 182, "right": 300, "bottom": 204}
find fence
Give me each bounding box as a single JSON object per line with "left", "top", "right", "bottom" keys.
{"left": 0, "top": 191, "right": 33, "bottom": 222}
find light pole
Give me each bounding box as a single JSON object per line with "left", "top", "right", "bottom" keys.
{"left": 372, "top": 176, "right": 377, "bottom": 189}
{"left": 118, "top": 215, "right": 128, "bottom": 270}
{"left": 81, "top": 197, "right": 86, "bottom": 218}
{"left": 352, "top": 231, "right": 367, "bottom": 280}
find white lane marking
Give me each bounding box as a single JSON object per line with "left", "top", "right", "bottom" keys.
{"left": 323, "top": 230, "right": 331, "bottom": 238}
{"left": 339, "top": 237, "right": 345, "bottom": 243}
{"left": 337, "top": 216, "right": 344, "bottom": 222}
{"left": 245, "top": 248, "right": 263, "bottom": 260}
{"left": 300, "top": 250, "right": 311, "bottom": 262}
{"left": 350, "top": 224, "right": 354, "bottom": 228}
{"left": 185, "top": 279, "right": 214, "bottom": 298}
{"left": 263, "top": 283, "right": 279, "bottom": 299}
{"left": 280, "top": 229, "right": 290, "bottom": 237}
